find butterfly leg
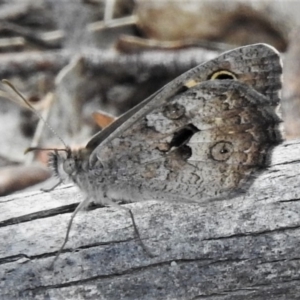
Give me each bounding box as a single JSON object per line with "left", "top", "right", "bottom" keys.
{"left": 50, "top": 197, "right": 89, "bottom": 268}
{"left": 41, "top": 179, "right": 62, "bottom": 192}
{"left": 108, "top": 200, "right": 155, "bottom": 258}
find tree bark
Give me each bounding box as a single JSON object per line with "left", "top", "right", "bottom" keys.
{"left": 1, "top": 140, "right": 300, "bottom": 300}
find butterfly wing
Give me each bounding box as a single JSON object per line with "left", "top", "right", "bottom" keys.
{"left": 87, "top": 43, "right": 281, "bottom": 166}
{"left": 92, "top": 79, "right": 281, "bottom": 203}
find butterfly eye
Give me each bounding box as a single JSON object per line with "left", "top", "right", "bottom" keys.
{"left": 209, "top": 70, "right": 237, "bottom": 80}
{"left": 63, "top": 159, "right": 76, "bottom": 175}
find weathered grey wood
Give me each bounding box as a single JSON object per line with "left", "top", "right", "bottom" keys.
{"left": 1, "top": 140, "right": 300, "bottom": 300}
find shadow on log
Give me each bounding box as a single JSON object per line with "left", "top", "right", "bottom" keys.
{"left": 1, "top": 140, "right": 300, "bottom": 299}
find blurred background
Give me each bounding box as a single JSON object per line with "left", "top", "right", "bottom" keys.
{"left": 0, "top": 0, "right": 299, "bottom": 195}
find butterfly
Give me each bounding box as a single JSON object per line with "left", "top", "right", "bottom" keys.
{"left": 28, "top": 43, "right": 282, "bottom": 264}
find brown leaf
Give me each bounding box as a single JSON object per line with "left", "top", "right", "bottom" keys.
{"left": 0, "top": 164, "right": 52, "bottom": 196}
{"left": 92, "top": 110, "right": 117, "bottom": 129}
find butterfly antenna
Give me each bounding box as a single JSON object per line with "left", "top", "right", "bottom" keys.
{"left": 2, "top": 79, "right": 69, "bottom": 149}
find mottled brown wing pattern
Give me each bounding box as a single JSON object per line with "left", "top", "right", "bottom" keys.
{"left": 96, "top": 79, "right": 281, "bottom": 203}
{"left": 88, "top": 43, "right": 281, "bottom": 161}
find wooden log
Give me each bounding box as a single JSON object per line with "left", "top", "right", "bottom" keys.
{"left": 1, "top": 139, "right": 300, "bottom": 299}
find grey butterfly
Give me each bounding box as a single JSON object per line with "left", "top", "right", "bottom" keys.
{"left": 49, "top": 43, "right": 282, "bottom": 262}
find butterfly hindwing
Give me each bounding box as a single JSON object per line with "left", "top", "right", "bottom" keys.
{"left": 94, "top": 79, "right": 281, "bottom": 203}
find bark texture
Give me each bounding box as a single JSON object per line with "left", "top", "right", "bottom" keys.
{"left": 1, "top": 140, "right": 300, "bottom": 300}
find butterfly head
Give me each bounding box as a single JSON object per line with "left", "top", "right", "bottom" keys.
{"left": 48, "top": 147, "right": 91, "bottom": 181}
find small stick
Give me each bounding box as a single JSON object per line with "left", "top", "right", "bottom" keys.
{"left": 24, "top": 92, "right": 54, "bottom": 165}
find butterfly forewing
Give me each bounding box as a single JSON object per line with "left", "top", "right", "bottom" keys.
{"left": 89, "top": 43, "right": 282, "bottom": 166}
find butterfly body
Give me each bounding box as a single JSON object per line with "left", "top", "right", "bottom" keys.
{"left": 51, "top": 44, "right": 282, "bottom": 206}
